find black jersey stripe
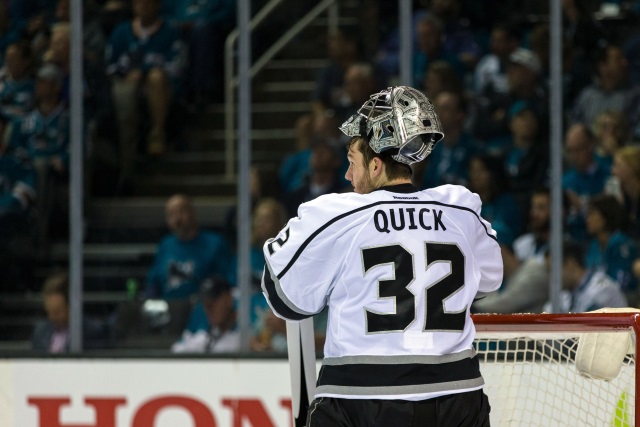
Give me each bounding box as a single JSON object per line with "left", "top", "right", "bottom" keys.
{"left": 262, "top": 264, "right": 313, "bottom": 321}
{"left": 277, "top": 200, "right": 497, "bottom": 280}
{"left": 317, "top": 354, "right": 482, "bottom": 389}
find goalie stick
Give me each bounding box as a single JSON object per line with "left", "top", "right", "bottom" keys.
{"left": 286, "top": 317, "right": 316, "bottom": 427}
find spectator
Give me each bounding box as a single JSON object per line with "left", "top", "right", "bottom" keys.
{"left": 162, "top": 0, "right": 235, "bottom": 105}
{"left": 229, "top": 197, "right": 288, "bottom": 286}
{"left": 31, "top": 271, "right": 112, "bottom": 352}
{"left": 279, "top": 112, "right": 343, "bottom": 194}
{"left": 0, "top": 149, "right": 36, "bottom": 249}
{"left": 609, "top": 145, "right": 640, "bottom": 240}
{"left": 281, "top": 140, "right": 345, "bottom": 217}
{"left": 0, "top": 40, "right": 35, "bottom": 119}
{"left": 543, "top": 240, "right": 627, "bottom": 313}
{"left": 222, "top": 165, "right": 262, "bottom": 251}
{"left": 585, "top": 193, "right": 638, "bottom": 296}
{"left": 562, "top": 0, "right": 608, "bottom": 66}
{"left": 331, "top": 62, "right": 378, "bottom": 126}
{"left": 571, "top": 44, "right": 640, "bottom": 139}
{"left": 311, "top": 27, "right": 365, "bottom": 119}
{"left": 145, "top": 193, "right": 231, "bottom": 300}
{"left": 473, "top": 187, "right": 553, "bottom": 314}
{"left": 422, "top": 59, "right": 464, "bottom": 100}
{"left": 234, "top": 197, "right": 309, "bottom": 353}
{"left": 279, "top": 115, "right": 313, "bottom": 194}
{"left": 250, "top": 309, "right": 287, "bottom": 352}
{"left": 412, "top": 13, "right": 464, "bottom": 88}
{"left": 99, "top": 1, "right": 134, "bottom": 37}
{"left": 473, "top": 21, "right": 520, "bottom": 96}
{"left": 562, "top": 123, "right": 610, "bottom": 242}
{"left": 468, "top": 153, "right": 522, "bottom": 247}
{"left": 413, "top": 90, "right": 476, "bottom": 189}
{"left": 106, "top": 0, "right": 186, "bottom": 183}
{"left": 428, "top": 0, "right": 482, "bottom": 71}
{"left": 42, "top": 22, "right": 70, "bottom": 102}
{"left": 473, "top": 47, "right": 548, "bottom": 142}
{"left": 593, "top": 110, "right": 630, "bottom": 171}
{"left": 0, "top": 2, "right": 22, "bottom": 66}
{"left": 6, "top": 63, "right": 69, "bottom": 252}
{"left": 171, "top": 275, "right": 240, "bottom": 353}
{"left": 502, "top": 101, "right": 549, "bottom": 216}
{"left": 18, "top": 0, "right": 58, "bottom": 59}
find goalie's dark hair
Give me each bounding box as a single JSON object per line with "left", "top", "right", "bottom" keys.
{"left": 347, "top": 136, "right": 412, "bottom": 181}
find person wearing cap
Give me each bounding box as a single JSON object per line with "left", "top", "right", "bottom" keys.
{"left": 473, "top": 22, "right": 521, "bottom": 96}
{"left": 472, "top": 47, "right": 548, "bottom": 143}
{"left": 171, "top": 275, "right": 240, "bottom": 354}
{"left": 262, "top": 86, "right": 502, "bottom": 426}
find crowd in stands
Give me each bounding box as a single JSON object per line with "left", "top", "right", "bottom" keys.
{"left": 6, "top": 0, "right": 640, "bottom": 353}
{"left": 0, "top": 0, "right": 237, "bottom": 258}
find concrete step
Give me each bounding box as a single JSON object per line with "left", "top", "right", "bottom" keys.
{"left": 87, "top": 196, "right": 236, "bottom": 229}
{"left": 49, "top": 242, "right": 157, "bottom": 262}
{"left": 135, "top": 152, "right": 226, "bottom": 175}
{"left": 184, "top": 103, "right": 311, "bottom": 134}
{"left": 176, "top": 127, "right": 296, "bottom": 151}
{"left": 1, "top": 290, "right": 131, "bottom": 309}
{"left": 260, "top": 58, "right": 327, "bottom": 82}
{"left": 135, "top": 174, "right": 237, "bottom": 197}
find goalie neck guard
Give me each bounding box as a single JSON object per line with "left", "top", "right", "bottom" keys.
{"left": 339, "top": 86, "right": 444, "bottom": 165}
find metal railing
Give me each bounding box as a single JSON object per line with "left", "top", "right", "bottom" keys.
{"left": 223, "top": 0, "right": 338, "bottom": 179}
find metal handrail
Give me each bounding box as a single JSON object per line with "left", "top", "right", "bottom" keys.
{"left": 224, "top": 0, "right": 283, "bottom": 180}
{"left": 224, "top": 0, "right": 338, "bottom": 179}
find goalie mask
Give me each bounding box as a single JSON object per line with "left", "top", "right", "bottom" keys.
{"left": 339, "top": 86, "right": 444, "bottom": 165}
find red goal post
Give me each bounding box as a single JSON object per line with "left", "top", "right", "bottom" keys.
{"left": 472, "top": 312, "right": 640, "bottom": 427}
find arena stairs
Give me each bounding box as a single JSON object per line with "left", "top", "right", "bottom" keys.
{"left": 0, "top": 0, "right": 358, "bottom": 352}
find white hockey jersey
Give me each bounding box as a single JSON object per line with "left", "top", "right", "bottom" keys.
{"left": 262, "top": 183, "right": 503, "bottom": 400}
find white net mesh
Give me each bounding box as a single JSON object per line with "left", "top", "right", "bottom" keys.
{"left": 475, "top": 331, "right": 635, "bottom": 427}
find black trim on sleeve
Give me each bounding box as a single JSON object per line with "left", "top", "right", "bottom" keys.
{"left": 262, "top": 266, "right": 310, "bottom": 321}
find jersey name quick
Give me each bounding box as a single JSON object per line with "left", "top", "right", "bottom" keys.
{"left": 263, "top": 184, "right": 502, "bottom": 401}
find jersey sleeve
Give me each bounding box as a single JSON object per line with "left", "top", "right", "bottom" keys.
{"left": 437, "top": 185, "right": 503, "bottom": 298}
{"left": 470, "top": 190, "right": 504, "bottom": 296}
{"left": 261, "top": 196, "right": 344, "bottom": 321}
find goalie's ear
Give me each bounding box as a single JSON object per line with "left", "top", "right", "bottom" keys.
{"left": 575, "top": 307, "right": 640, "bottom": 381}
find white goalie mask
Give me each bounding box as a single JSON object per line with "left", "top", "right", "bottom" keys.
{"left": 339, "top": 86, "right": 444, "bottom": 165}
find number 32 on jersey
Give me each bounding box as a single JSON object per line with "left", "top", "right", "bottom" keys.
{"left": 362, "top": 242, "right": 465, "bottom": 334}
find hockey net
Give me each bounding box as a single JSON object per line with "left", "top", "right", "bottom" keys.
{"left": 472, "top": 312, "right": 639, "bottom": 427}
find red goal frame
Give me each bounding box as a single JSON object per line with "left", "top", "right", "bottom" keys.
{"left": 472, "top": 312, "right": 640, "bottom": 426}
